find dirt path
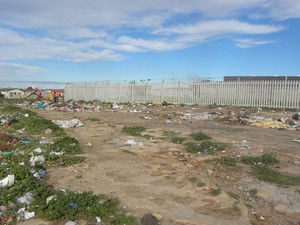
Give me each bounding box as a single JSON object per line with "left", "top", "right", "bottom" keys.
{"left": 24, "top": 106, "right": 300, "bottom": 225}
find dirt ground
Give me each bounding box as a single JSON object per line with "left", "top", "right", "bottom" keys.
{"left": 21, "top": 104, "right": 300, "bottom": 225}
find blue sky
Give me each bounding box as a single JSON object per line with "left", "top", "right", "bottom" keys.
{"left": 0, "top": 0, "right": 300, "bottom": 88}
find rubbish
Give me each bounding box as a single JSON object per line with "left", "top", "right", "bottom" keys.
{"left": 17, "top": 192, "right": 34, "bottom": 205}
{"left": 46, "top": 195, "right": 57, "bottom": 205}
{"left": 288, "top": 120, "right": 298, "bottom": 128}
{"left": 69, "top": 202, "right": 78, "bottom": 208}
{"left": 292, "top": 112, "right": 300, "bottom": 120}
{"left": 24, "top": 114, "right": 29, "bottom": 118}
{"left": 50, "top": 151, "right": 64, "bottom": 156}
{"left": 0, "top": 174, "right": 15, "bottom": 188}
{"left": 29, "top": 155, "right": 45, "bottom": 165}
{"left": 251, "top": 120, "right": 290, "bottom": 129}
{"left": 52, "top": 118, "right": 84, "bottom": 128}
{"left": 240, "top": 140, "right": 251, "bottom": 150}
{"left": 19, "top": 140, "right": 32, "bottom": 145}
{"left": 292, "top": 140, "right": 300, "bottom": 143}
{"left": 125, "top": 140, "right": 137, "bottom": 145}
{"left": 84, "top": 142, "right": 92, "bottom": 147}
{"left": 33, "top": 147, "right": 43, "bottom": 153}
{"left": 96, "top": 216, "right": 101, "bottom": 225}
{"left": 16, "top": 208, "right": 35, "bottom": 220}
{"left": 65, "top": 221, "right": 76, "bottom": 225}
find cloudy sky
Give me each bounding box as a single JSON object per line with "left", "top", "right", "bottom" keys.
{"left": 0, "top": 0, "right": 300, "bottom": 88}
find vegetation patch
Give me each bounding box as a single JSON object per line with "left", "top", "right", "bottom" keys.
{"left": 171, "top": 136, "right": 186, "bottom": 144}
{"left": 210, "top": 187, "right": 221, "bottom": 196}
{"left": 191, "top": 131, "right": 211, "bottom": 141}
{"left": 122, "top": 126, "right": 146, "bottom": 136}
{"left": 214, "top": 156, "right": 238, "bottom": 167}
{"left": 251, "top": 166, "right": 300, "bottom": 187}
{"left": 241, "top": 153, "right": 279, "bottom": 165}
{"left": 227, "top": 192, "right": 240, "bottom": 200}
{"left": 0, "top": 105, "right": 137, "bottom": 224}
{"left": 87, "top": 117, "right": 101, "bottom": 122}
{"left": 185, "top": 140, "right": 227, "bottom": 154}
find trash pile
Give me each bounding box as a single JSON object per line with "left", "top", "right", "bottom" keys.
{"left": 52, "top": 118, "right": 84, "bottom": 128}
{"left": 1, "top": 106, "right": 134, "bottom": 224}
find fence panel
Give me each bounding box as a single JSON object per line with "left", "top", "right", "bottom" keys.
{"left": 65, "top": 80, "right": 300, "bottom": 109}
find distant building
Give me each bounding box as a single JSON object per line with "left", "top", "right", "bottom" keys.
{"left": 224, "top": 76, "right": 300, "bottom": 82}
{"left": 0, "top": 88, "right": 25, "bottom": 99}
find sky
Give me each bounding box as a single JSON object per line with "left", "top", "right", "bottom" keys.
{"left": 0, "top": 0, "right": 300, "bottom": 89}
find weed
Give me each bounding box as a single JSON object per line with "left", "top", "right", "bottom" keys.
{"left": 171, "top": 136, "right": 186, "bottom": 144}
{"left": 122, "top": 149, "right": 138, "bottom": 155}
{"left": 251, "top": 166, "right": 300, "bottom": 186}
{"left": 191, "top": 131, "right": 211, "bottom": 141}
{"left": 197, "top": 181, "right": 206, "bottom": 187}
{"left": 189, "top": 177, "right": 198, "bottom": 183}
{"left": 214, "top": 156, "right": 237, "bottom": 167}
{"left": 210, "top": 187, "right": 221, "bottom": 196}
{"left": 241, "top": 153, "right": 279, "bottom": 165}
{"left": 50, "top": 137, "right": 81, "bottom": 154}
{"left": 227, "top": 192, "right": 240, "bottom": 200}
{"left": 249, "top": 189, "right": 258, "bottom": 197}
{"left": 87, "top": 117, "right": 101, "bottom": 122}
{"left": 231, "top": 204, "right": 241, "bottom": 215}
{"left": 122, "top": 126, "right": 146, "bottom": 136}
{"left": 186, "top": 141, "right": 227, "bottom": 154}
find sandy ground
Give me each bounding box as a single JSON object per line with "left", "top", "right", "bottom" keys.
{"left": 20, "top": 105, "right": 300, "bottom": 225}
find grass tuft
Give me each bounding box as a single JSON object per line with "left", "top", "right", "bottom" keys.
{"left": 251, "top": 166, "right": 300, "bottom": 187}
{"left": 122, "top": 126, "right": 146, "bottom": 136}
{"left": 191, "top": 131, "right": 211, "bottom": 141}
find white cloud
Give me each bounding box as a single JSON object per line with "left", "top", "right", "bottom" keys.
{"left": 234, "top": 39, "right": 275, "bottom": 48}
{"left": 155, "top": 20, "right": 284, "bottom": 35}
{"left": 0, "top": 80, "right": 65, "bottom": 89}
{"left": 117, "top": 36, "right": 187, "bottom": 51}
{"left": 0, "top": 62, "right": 46, "bottom": 77}
{"left": 0, "top": 0, "right": 296, "bottom": 63}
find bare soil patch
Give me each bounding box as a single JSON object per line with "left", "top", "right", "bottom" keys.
{"left": 25, "top": 105, "right": 300, "bottom": 225}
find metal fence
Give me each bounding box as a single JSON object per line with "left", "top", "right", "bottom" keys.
{"left": 65, "top": 80, "right": 300, "bottom": 109}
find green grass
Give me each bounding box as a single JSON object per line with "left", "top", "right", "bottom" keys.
{"left": 210, "top": 187, "right": 221, "bottom": 196}
{"left": 231, "top": 204, "right": 241, "bottom": 215}
{"left": 227, "top": 192, "right": 240, "bottom": 200}
{"left": 50, "top": 136, "right": 81, "bottom": 154}
{"left": 189, "top": 177, "right": 198, "bottom": 183}
{"left": 87, "top": 117, "right": 101, "bottom": 122}
{"left": 185, "top": 140, "right": 227, "bottom": 154}
{"left": 214, "top": 156, "right": 238, "bottom": 167}
{"left": 191, "top": 131, "right": 211, "bottom": 141}
{"left": 197, "top": 181, "right": 206, "bottom": 187}
{"left": 122, "top": 126, "right": 146, "bottom": 136}
{"left": 241, "top": 153, "right": 279, "bottom": 165}
{"left": 251, "top": 166, "right": 300, "bottom": 187}
{"left": 0, "top": 105, "right": 137, "bottom": 224}
{"left": 171, "top": 136, "right": 186, "bottom": 144}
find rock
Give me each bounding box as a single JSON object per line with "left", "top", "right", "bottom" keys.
{"left": 141, "top": 213, "right": 160, "bottom": 225}
{"left": 207, "top": 169, "right": 214, "bottom": 177}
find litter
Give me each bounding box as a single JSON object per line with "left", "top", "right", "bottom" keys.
{"left": 46, "top": 195, "right": 57, "bottom": 205}
{"left": 29, "top": 155, "right": 45, "bottom": 166}
{"left": 65, "top": 220, "right": 76, "bottom": 225}
{"left": 16, "top": 208, "right": 35, "bottom": 220}
{"left": 17, "top": 192, "right": 34, "bottom": 205}
{"left": 0, "top": 174, "right": 15, "bottom": 188}
{"left": 125, "top": 140, "right": 137, "bottom": 145}
{"left": 52, "top": 118, "right": 84, "bottom": 128}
